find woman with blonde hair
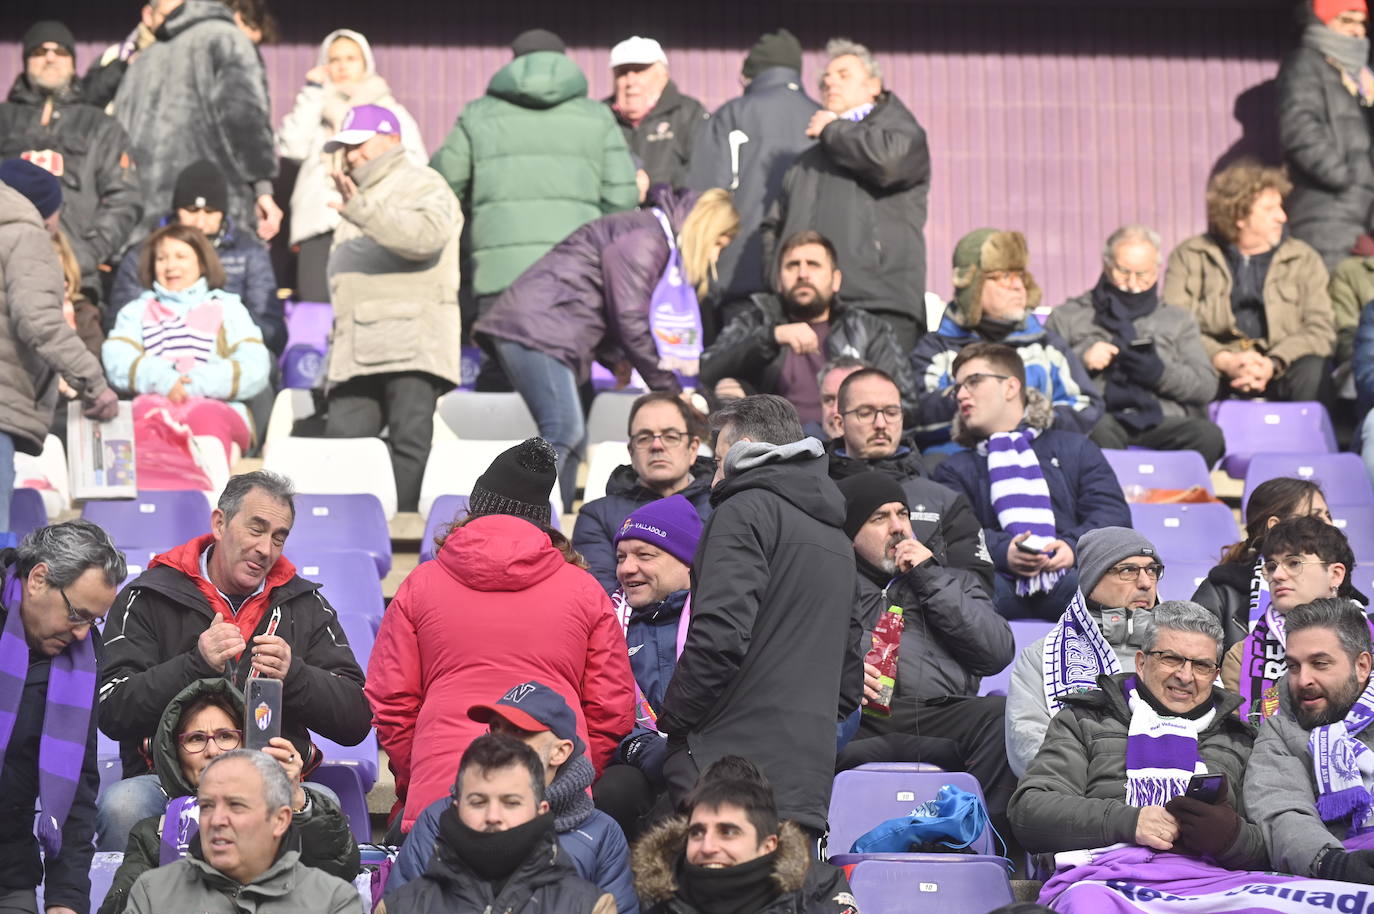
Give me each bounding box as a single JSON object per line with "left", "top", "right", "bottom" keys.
{"left": 476, "top": 187, "right": 738, "bottom": 509}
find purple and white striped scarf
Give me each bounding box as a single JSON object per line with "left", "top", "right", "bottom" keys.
{"left": 985, "top": 428, "right": 1063, "bottom": 596}
{"left": 1310, "top": 672, "right": 1374, "bottom": 833}
{"left": 1042, "top": 589, "right": 1122, "bottom": 712}
{"left": 0, "top": 566, "right": 98, "bottom": 855}
{"left": 1122, "top": 675, "right": 1211, "bottom": 807}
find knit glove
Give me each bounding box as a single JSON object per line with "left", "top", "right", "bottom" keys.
{"left": 618, "top": 730, "right": 669, "bottom": 778}
{"left": 1164, "top": 794, "right": 1242, "bottom": 860}
{"left": 1112, "top": 343, "right": 1166, "bottom": 386}
{"left": 1315, "top": 848, "right": 1374, "bottom": 884}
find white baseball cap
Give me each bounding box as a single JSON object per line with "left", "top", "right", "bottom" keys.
{"left": 610, "top": 36, "right": 667, "bottom": 68}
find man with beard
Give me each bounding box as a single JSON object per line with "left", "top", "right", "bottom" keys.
{"left": 1047, "top": 225, "right": 1224, "bottom": 466}
{"left": 700, "top": 230, "right": 915, "bottom": 428}
{"left": 1245, "top": 599, "right": 1374, "bottom": 879}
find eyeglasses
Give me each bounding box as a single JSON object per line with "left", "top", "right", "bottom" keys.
{"left": 840, "top": 405, "right": 902, "bottom": 424}
{"left": 1108, "top": 562, "right": 1164, "bottom": 583}
{"left": 1108, "top": 263, "right": 1158, "bottom": 283}
{"left": 983, "top": 269, "right": 1026, "bottom": 287}
{"left": 943, "top": 373, "right": 1011, "bottom": 398}
{"left": 178, "top": 728, "right": 244, "bottom": 754}
{"left": 1144, "top": 650, "right": 1220, "bottom": 678}
{"left": 1261, "top": 558, "right": 1330, "bottom": 580}
{"left": 28, "top": 46, "right": 72, "bottom": 60}
{"left": 631, "top": 430, "right": 689, "bottom": 450}
{"left": 59, "top": 589, "right": 105, "bottom": 629}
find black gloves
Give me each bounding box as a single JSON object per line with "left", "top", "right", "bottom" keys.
{"left": 1164, "top": 794, "right": 1242, "bottom": 860}
{"left": 1315, "top": 848, "right": 1374, "bottom": 884}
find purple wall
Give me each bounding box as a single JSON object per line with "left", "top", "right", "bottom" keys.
{"left": 0, "top": 0, "right": 1294, "bottom": 303}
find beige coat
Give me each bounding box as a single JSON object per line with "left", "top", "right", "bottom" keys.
{"left": 327, "top": 145, "right": 462, "bottom": 386}
{"left": 1162, "top": 233, "right": 1334, "bottom": 368}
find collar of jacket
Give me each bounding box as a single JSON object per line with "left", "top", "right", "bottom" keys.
{"left": 7, "top": 72, "right": 84, "bottom": 107}
{"left": 606, "top": 456, "right": 715, "bottom": 502}
{"left": 351, "top": 143, "right": 408, "bottom": 190}
{"left": 939, "top": 308, "right": 1045, "bottom": 343}
{"left": 1061, "top": 671, "right": 1253, "bottom": 736}
{"left": 1192, "top": 233, "right": 1307, "bottom": 274}
{"left": 632, "top": 816, "right": 811, "bottom": 905}
{"left": 146, "top": 534, "right": 305, "bottom": 611}
{"left": 749, "top": 290, "right": 857, "bottom": 327}
{"left": 745, "top": 67, "right": 805, "bottom": 93}
{"left": 157, "top": 212, "right": 237, "bottom": 250}
{"left": 609, "top": 79, "right": 689, "bottom": 123}
{"left": 158, "top": 0, "right": 236, "bottom": 41}
{"left": 827, "top": 438, "right": 928, "bottom": 481}
{"left": 187, "top": 825, "right": 302, "bottom": 893}
{"left": 426, "top": 822, "right": 569, "bottom": 898}
{"left": 629, "top": 588, "right": 690, "bottom": 625}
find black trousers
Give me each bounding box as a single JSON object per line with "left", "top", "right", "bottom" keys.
{"left": 1090, "top": 414, "right": 1227, "bottom": 467}
{"left": 593, "top": 763, "right": 674, "bottom": 843}
{"left": 324, "top": 370, "right": 446, "bottom": 512}
{"left": 295, "top": 231, "right": 333, "bottom": 303}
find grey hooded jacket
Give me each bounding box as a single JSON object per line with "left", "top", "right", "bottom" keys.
{"left": 125, "top": 845, "right": 362, "bottom": 914}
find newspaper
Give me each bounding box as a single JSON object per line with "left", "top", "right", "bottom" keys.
{"left": 66, "top": 400, "right": 136, "bottom": 500}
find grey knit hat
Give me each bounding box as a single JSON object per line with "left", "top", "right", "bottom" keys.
{"left": 1076, "top": 526, "right": 1160, "bottom": 596}
{"left": 467, "top": 438, "right": 557, "bottom": 527}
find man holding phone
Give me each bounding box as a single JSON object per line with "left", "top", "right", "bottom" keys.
{"left": 1010, "top": 601, "right": 1268, "bottom": 869}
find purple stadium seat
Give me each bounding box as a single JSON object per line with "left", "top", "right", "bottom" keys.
{"left": 283, "top": 300, "right": 332, "bottom": 353}
{"left": 980, "top": 620, "right": 1055, "bottom": 696}
{"left": 1102, "top": 448, "right": 1215, "bottom": 493}
{"left": 1128, "top": 502, "right": 1240, "bottom": 568}
{"left": 287, "top": 493, "right": 391, "bottom": 578}
{"left": 1213, "top": 401, "right": 1337, "bottom": 479}
{"left": 292, "top": 548, "right": 385, "bottom": 626}
{"left": 421, "top": 494, "right": 471, "bottom": 562}
{"left": 1333, "top": 504, "right": 1374, "bottom": 562}
{"left": 309, "top": 611, "right": 378, "bottom": 844}
{"left": 37, "top": 852, "right": 123, "bottom": 912}
{"left": 1242, "top": 453, "right": 1374, "bottom": 511}
{"left": 845, "top": 857, "right": 1014, "bottom": 912}
{"left": 81, "top": 490, "right": 210, "bottom": 553}
{"left": 1156, "top": 561, "right": 1215, "bottom": 602}
{"left": 854, "top": 762, "right": 946, "bottom": 773}
{"left": 827, "top": 769, "right": 995, "bottom": 858}
{"left": 9, "top": 487, "right": 46, "bottom": 538}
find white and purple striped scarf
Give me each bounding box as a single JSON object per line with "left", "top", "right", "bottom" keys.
{"left": 1310, "top": 673, "right": 1374, "bottom": 833}
{"left": 1122, "top": 675, "right": 1211, "bottom": 807}
{"left": 985, "top": 428, "right": 1063, "bottom": 596}
{"left": 0, "top": 566, "right": 97, "bottom": 855}
{"left": 1042, "top": 589, "right": 1121, "bottom": 712}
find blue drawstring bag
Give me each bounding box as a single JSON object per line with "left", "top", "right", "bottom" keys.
{"left": 850, "top": 784, "right": 990, "bottom": 854}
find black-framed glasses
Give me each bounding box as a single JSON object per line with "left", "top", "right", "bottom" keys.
{"left": 840, "top": 405, "right": 902, "bottom": 423}
{"left": 59, "top": 589, "right": 104, "bottom": 629}
{"left": 631, "top": 430, "right": 689, "bottom": 450}
{"left": 1144, "top": 650, "right": 1219, "bottom": 678}
{"left": 1108, "top": 562, "right": 1164, "bottom": 583}
{"left": 28, "top": 45, "right": 73, "bottom": 59}
{"left": 1261, "top": 558, "right": 1330, "bottom": 580}
{"left": 178, "top": 728, "right": 244, "bottom": 754}
{"left": 943, "top": 373, "right": 1011, "bottom": 398}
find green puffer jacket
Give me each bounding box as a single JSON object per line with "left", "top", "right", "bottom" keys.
{"left": 98, "top": 679, "right": 360, "bottom": 914}
{"left": 430, "top": 51, "right": 638, "bottom": 299}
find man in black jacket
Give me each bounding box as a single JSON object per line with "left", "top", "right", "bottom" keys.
{"left": 687, "top": 29, "right": 820, "bottom": 314}
{"left": 659, "top": 395, "right": 859, "bottom": 842}
{"left": 95, "top": 471, "right": 371, "bottom": 851}
{"left": 827, "top": 367, "right": 995, "bottom": 592}
{"left": 0, "top": 20, "right": 142, "bottom": 304}
{"left": 761, "top": 37, "right": 931, "bottom": 350}
{"left": 606, "top": 36, "right": 708, "bottom": 189}
{"left": 701, "top": 231, "right": 917, "bottom": 428}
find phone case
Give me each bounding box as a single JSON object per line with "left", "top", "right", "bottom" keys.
{"left": 245, "top": 678, "right": 283, "bottom": 751}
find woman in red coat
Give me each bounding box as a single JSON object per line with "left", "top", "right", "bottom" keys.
{"left": 366, "top": 438, "right": 635, "bottom": 832}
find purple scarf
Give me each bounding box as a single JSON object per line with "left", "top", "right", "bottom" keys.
{"left": 1238, "top": 557, "right": 1282, "bottom": 722}
{"left": 0, "top": 566, "right": 98, "bottom": 855}
{"left": 1122, "top": 675, "right": 1210, "bottom": 807}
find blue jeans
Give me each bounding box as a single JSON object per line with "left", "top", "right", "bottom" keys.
{"left": 0, "top": 431, "right": 14, "bottom": 535}
{"left": 491, "top": 339, "right": 586, "bottom": 512}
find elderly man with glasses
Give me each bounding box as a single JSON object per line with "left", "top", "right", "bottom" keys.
{"left": 1010, "top": 601, "right": 1270, "bottom": 870}
{"left": 1046, "top": 224, "right": 1225, "bottom": 467}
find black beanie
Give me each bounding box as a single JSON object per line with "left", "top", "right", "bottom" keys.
{"left": 468, "top": 438, "right": 558, "bottom": 527}
{"left": 837, "top": 473, "right": 909, "bottom": 541}
{"left": 0, "top": 158, "right": 63, "bottom": 219}
{"left": 512, "top": 29, "right": 566, "bottom": 57}
{"left": 742, "top": 28, "right": 802, "bottom": 79}
{"left": 172, "top": 160, "right": 228, "bottom": 213}
{"left": 23, "top": 20, "right": 76, "bottom": 61}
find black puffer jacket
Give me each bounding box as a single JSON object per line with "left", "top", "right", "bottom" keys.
{"left": 1277, "top": 43, "right": 1374, "bottom": 270}
{"left": 0, "top": 74, "right": 142, "bottom": 299}
{"left": 761, "top": 91, "right": 930, "bottom": 326}
{"left": 700, "top": 294, "right": 919, "bottom": 418}
{"left": 610, "top": 81, "right": 709, "bottom": 189}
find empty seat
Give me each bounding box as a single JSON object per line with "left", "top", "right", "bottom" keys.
{"left": 827, "top": 769, "right": 995, "bottom": 858}
{"left": 1242, "top": 453, "right": 1374, "bottom": 510}
{"left": 117, "top": 546, "right": 161, "bottom": 588}
{"left": 1156, "top": 560, "right": 1216, "bottom": 602}
{"left": 263, "top": 437, "right": 397, "bottom": 519}
{"left": 418, "top": 439, "right": 558, "bottom": 519}
{"left": 13, "top": 433, "right": 69, "bottom": 519}
{"left": 291, "top": 548, "right": 386, "bottom": 624}
{"left": 421, "top": 495, "right": 470, "bottom": 562}
{"left": 586, "top": 392, "right": 641, "bottom": 444}
{"left": 282, "top": 300, "right": 332, "bottom": 353}
{"left": 846, "top": 857, "right": 1014, "bottom": 913}
{"left": 1128, "top": 502, "right": 1240, "bottom": 567}
{"left": 979, "top": 619, "right": 1055, "bottom": 696}
{"left": 9, "top": 488, "right": 46, "bottom": 538}
{"left": 261, "top": 388, "right": 319, "bottom": 458}
{"left": 308, "top": 610, "right": 378, "bottom": 844}
{"left": 36, "top": 851, "right": 123, "bottom": 912}
{"left": 1333, "top": 504, "right": 1374, "bottom": 562}
{"left": 287, "top": 493, "right": 392, "bottom": 577}
{"left": 1102, "top": 448, "right": 1214, "bottom": 494}
{"left": 435, "top": 390, "right": 538, "bottom": 441}
{"left": 82, "top": 490, "right": 211, "bottom": 554}
{"left": 581, "top": 442, "right": 628, "bottom": 504}
{"left": 1213, "top": 400, "right": 1337, "bottom": 479}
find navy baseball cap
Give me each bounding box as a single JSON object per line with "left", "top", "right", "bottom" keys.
{"left": 468, "top": 680, "right": 585, "bottom": 756}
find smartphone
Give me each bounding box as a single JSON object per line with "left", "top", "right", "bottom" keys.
{"left": 1184, "top": 772, "right": 1225, "bottom": 805}
{"left": 1015, "top": 533, "right": 1054, "bottom": 555}
{"left": 244, "top": 678, "right": 283, "bottom": 751}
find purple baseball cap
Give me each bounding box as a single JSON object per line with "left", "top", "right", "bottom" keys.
{"left": 324, "top": 104, "right": 401, "bottom": 151}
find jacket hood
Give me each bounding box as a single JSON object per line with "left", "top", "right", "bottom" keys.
{"left": 604, "top": 456, "right": 715, "bottom": 501}
{"left": 149, "top": 534, "right": 302, "bottom": 600}
{"left": 436, "top": 514, "right": 568, "bottom": 591}
{"left": 152, "top": 678, "right": 246, "bottom": 798}
{"left": 160, "top": 0, "right": 236, "bottom": 40}
{"left": 0, "top": 183, "right": 44, "bottom": 232}
{"left": 1061, "top": 672, "right": 1255, "bottom": 737}
{"left": 646, "top": 185, "right": 702, "bottom": 234}
{"left": 633, "top": 816, "right": 811, "bottom": 903}
{"left": 316, "top": 29, "right": 376, "bottom": 73}
{"left": 488, "top": 51, "right": 589, "bottom": 109}
{"left": 713, "top": 438, "right": 846, "bottom": 526}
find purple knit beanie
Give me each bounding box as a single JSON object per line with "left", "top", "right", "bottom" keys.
{"left": 614, "top": 494, "right": 702, "bottom": 567}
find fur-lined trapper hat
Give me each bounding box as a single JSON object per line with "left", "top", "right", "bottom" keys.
{"left": 950, "top": 228, "right": 1042, "bottom": 326}
{"left": 632, "top": 816, "right": 811, "bottom": 905}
